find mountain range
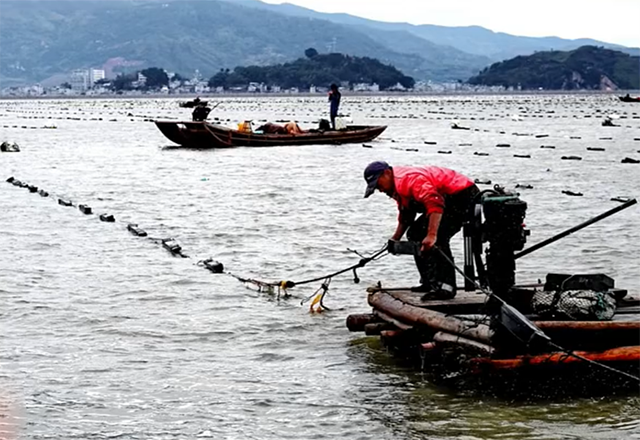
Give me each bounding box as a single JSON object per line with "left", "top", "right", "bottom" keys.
{"left": 0, "top": 0, "right": 637, "bottom": 87}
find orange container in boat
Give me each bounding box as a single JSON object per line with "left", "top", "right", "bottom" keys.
{"left": 237, "top": 121, "right": 252, "bottom": 133}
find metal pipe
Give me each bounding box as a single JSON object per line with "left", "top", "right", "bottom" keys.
{"left": 514, "top": 198, "right": 637, "bottom": 260}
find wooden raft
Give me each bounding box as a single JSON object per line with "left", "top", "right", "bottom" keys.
{"left": 348, "top": 286, "right": 640, "bottom": 376}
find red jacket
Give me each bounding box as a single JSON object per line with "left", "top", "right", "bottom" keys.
{"left": 392, "top": 166, "right": 474, "bottom": 216}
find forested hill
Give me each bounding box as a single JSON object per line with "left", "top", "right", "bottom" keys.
{"left": 208, "top": 52, "right": 414, "bottom": 90}
{"left": 468, "top": 46, "right": 640, "bottom": 90}
{"left": 0, "top": 0, "right": 488, "bottom": 86}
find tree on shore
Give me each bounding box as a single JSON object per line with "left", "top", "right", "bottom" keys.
{"left": 208, "top": 52, "right": 414, "bottom": 90}
{"left": 140, "top": 67, "right": 169, "bottom": 88}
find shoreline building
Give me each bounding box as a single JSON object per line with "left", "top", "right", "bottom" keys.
{"left": 70, "top": 68, "right": 107, "bottom": 92}
{"left": 90, "top": 69, "right": 106, "bottom": 84}
{"left": 70, "top": 69, "right": 90, "bottom": 91}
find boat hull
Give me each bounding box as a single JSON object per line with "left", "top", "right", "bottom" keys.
{"left": 619, "top": 96, "right": 640, "bottom": 102}
{"left": 155, "top": 121, "right": 387, "bottom": 148}
{"left": 349, "top": 287, "right": 640, "bottom": 396}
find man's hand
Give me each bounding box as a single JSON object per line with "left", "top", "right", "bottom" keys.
{"left": 421, "top": 234, "right": 437, "bottom": 252}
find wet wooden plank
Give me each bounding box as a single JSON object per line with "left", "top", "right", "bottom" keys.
{"left": 367, "top": 285, "right": 640, "bottom": 317}
{"left": 367, "top": 288, "right": 492, "bottom": 315}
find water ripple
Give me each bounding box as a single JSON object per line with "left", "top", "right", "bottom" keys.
{"left": 1, "top": 94, "right": 639, "bottom": 440}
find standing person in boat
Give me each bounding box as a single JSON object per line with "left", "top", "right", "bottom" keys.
{"left": 363, "top": 161, "right": 479, "bottom": 300}
{"left": 328, "top": 83, "right": 341, "bottom": 130}
{"left": 192, "top": 104, "right": 211, "bottom": 122}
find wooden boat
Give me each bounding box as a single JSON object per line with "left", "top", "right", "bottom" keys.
{"left": 155, "top": 121, "right": 387, "bottom": 148}
{"left": 619, "top": 95, "right": 640, "bottom": 102}
{"left": 348, "top": 285, "right": 640, "bottom": 397}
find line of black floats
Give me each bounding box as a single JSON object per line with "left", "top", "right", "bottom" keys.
{"left": 6, "top": 176, "right": 385, "bottom": 311}
{"left": 6, "top": 175, "right": 223, "bottom": 270}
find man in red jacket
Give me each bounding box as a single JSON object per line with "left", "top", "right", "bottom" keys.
{"left": 364, "top": 161, "right": 479, "bottom": 299}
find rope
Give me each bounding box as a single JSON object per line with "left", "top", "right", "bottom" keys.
{"left": 223, "top": 244, "right": 388, "bottom": 310}
{"left": 6, "top": 176, "right": 388, "bottom": 309}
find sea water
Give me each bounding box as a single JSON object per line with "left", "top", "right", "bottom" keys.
{"left": 1, "top": 94, "right": 639, "bottom": 439}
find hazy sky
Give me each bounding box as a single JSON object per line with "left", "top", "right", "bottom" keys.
{"left": 261, "top": 0, "right": 640, "bottom": 47}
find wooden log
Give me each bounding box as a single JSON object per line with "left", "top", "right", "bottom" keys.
{"left": 368, "top": 291, "right": 494, "bottom": 344}
{"left": 368, "top": 288, "right": 533, "bottom": 315}
{"left": 433, "top": 331, "right": 495, "bottom": 355}
{"left": 470, "top": 345, "right": 640, "bottom": 370}
{"left": 364, "top": 322, "right": 396, "bottom": 336}
{"left": 346, "top": 313, "right": 381, "bottom": 332}
{"left": 374, "top": 310, "right": 413, "bottom": 330}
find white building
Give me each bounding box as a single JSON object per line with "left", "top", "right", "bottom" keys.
{"left": 248, "top": 82, "right": 267, "bottom": 93}
{"left": 352, "top": 83, "right": 380, "bottom": 92}
{"left": 90, "top": 69, "right": 106, "bottom": 84}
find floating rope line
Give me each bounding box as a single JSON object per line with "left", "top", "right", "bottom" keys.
{"left": 6, "top": 176, "right": 388, "bottom": 310}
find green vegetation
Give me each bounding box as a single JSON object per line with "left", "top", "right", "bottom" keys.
{"left": 468, "top": 46, "right": 640, "bottom": 90}
{"left": 207, "top": 52, "right": 415, "bottom": 90}
{"left": 108, "top": 67, "right": 171, "bottom": 91}
{"left": 0, "top": 0, "right": 488, "bottom": 86}
{"left": 2, "top": 1, "right": 635, "bottom": 87}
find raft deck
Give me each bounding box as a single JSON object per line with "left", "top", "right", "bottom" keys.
{"left": 348, "top": 286, "right": 640, "bottom": 396}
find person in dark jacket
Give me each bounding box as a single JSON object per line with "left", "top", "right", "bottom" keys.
{"left": 363, "top": 161, "right": 479, "bottom": 300}
{"left": 328, "top": 84, "right": 341, "bottom": 130}
{"left": 192, "top": 104, "right": 211, "bottom": 122}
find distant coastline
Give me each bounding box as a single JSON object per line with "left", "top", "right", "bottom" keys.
{"left": 1, "top": 89, "right": 638, "bottom": 101}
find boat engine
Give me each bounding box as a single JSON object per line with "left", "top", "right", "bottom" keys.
{"left": 388, "top": 185, "right": 529, "bottom": 297}
{"left": 472, "top": 186, "right": 529, "bottom": 296}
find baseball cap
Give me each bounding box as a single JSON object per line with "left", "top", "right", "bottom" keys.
{"left": 363, "top": 161, "right": 390, "bottom": 198}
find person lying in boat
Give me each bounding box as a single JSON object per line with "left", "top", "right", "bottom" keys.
{"left": 363, "top": 161, "right": 479, "bottom": 300}
{"left": 255, "top": 121, "right": 305, "bottom": 134}
{"left": 256, "top": 122, "right": 288, "bottom": 134}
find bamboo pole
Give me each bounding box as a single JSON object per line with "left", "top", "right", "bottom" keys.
{"left": 515, "top": 198, "right": 637, "bottom": 260}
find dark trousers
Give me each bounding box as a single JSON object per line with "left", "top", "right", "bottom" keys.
{"left": 330, "top": 112, "right": 337, "bottom": 130}
{"left": 406, "top": 185, "right": 479, "bottom": 290}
